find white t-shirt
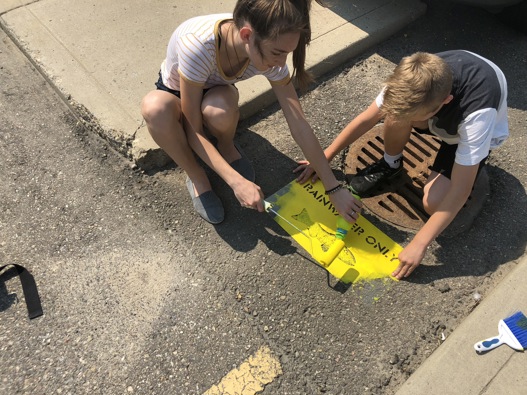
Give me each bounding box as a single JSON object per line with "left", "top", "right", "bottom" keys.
{"left": 160, "top": 13, "right": 290, "bottom": 91}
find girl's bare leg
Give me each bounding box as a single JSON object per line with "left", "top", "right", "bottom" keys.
{"left": 140, "top": 90, "right": 211, "bottom": 196}
{"left": 202, "top": 85, "right": 240, "bottom": 163}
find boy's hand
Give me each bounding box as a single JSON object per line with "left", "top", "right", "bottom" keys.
{"left": 392, "top": 240, "right": 427, "bottom": 279}
{"left": 294, "top": 160, "right": 319, "bottom": 184}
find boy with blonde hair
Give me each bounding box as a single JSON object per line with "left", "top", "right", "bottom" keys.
{"left": 296, "top": 50, "right": 509, "bottom": 279}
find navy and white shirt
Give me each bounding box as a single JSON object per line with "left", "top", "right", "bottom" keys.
{"left": 376, "top": 50, "right": 509, "bottom": 166}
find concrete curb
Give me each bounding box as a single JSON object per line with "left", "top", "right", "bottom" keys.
{"left": 396, "top": 254, "right": 527, "bottom": 395}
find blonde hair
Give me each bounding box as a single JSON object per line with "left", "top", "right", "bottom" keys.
{"left": 381, "top": 52, "right": 453, "bottom": 119}
{"left": 233, "top": 0, "right": 313, "bottom": 91}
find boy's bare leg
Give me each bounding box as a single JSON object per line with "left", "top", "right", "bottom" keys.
{"left": 141, "top": 90, "right": 212, "bottom": 196}
{"left": 349, "top": 118, "right": 429, "bottom": 195}
{"left": 423, "top": 171, "right": 451, "bottom": 215}
{"left": 348, "top": 117, "right": 410, "bottom": 194}
{"left": 383, "top": 116, "right": 430, "bottom": 156}
{"left": 382, "top": 116, "right": 413, "bottom": 156}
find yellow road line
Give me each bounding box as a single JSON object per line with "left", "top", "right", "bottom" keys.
{"left": 204, "top": 346, "right": 282, "bottom": 395}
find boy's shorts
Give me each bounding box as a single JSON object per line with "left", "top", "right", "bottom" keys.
{"left": 414, "top": 127, "right": 488, "bottom": 180}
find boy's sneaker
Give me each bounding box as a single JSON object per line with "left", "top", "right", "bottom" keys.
{"left": 349, "top": 158, "right": 403, "bottom": 196}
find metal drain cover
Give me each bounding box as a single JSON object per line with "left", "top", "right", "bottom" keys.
{"left": 344, "top": 124, "right": 489, "bottom": 234}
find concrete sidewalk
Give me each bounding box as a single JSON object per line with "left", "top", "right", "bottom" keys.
{"left": 396, "top": 255, "right": 527, "bottom": 395}
{"left": 0, "top": 0, "right": 425, "bottom": 169}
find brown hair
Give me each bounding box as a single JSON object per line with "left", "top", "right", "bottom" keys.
{"left": 233, "top": 0, "right": 313, "bottom": 90}
{"left": 381, "top": 52, "right": 453, "bottom": 119}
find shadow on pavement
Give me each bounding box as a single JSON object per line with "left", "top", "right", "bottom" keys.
{"left": 0, "top": 268, "right": 20, "bottom": 313}
{"left": 414, "top": 166, "right": 527, "bottom": 283}
{"left": 206, "top": 129, "right": 304, "bottom": 255}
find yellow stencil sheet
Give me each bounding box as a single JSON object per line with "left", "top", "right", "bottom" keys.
{"left": 266, "top": 180, "right": 402, "bottom": 283}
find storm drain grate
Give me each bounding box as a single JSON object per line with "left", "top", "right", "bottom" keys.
{"left": 345, "top": 124, "right": 438, "bottom": 231}
{"left": 344, "top": 124, "right": 490, "bottom": 234}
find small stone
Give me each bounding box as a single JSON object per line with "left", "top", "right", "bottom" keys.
{"left": 389, "top": 354, "right": 399, "bottom": 365}
{"left": 438, "top": 283, "right": 451, "bottom": 293}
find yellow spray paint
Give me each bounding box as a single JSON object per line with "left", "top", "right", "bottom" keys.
{"left": 266, "top": 180, "right": 402, "bottom": 283}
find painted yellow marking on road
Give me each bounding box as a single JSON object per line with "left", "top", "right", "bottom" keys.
{"left": 204, "top": 346, "right": 282, "bottom": 395}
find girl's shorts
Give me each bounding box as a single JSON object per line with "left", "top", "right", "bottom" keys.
{"left": 155, "top": 72, "right": 182, "bottom": 97}
{"left": 155, "top": 72, "right": 230, "bottom": 98}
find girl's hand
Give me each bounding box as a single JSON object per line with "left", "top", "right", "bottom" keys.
{"left": 232, "top": 179, "right": 265, "bottom": 212}
{"left": 328, "top": 187, "right": 363, "bottom": 223}
{"left": 392, "top": 241, "right": 427, "bottom": 279}
{"left": 293, "top": 160, "right": 318, "bottom": 184}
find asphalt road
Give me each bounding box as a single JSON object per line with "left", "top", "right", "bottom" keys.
{"left": 1, "top": 2, "right": 526, "bottom": 394}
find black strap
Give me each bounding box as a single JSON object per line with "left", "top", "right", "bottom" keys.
{"left": 1, "top": 264, "right": 43, "bottom": 319}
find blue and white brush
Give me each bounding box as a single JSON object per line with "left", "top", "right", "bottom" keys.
{"left": 474, "top": 311, "right": 527, "bottom": 353}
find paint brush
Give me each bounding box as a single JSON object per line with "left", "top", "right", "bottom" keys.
{"left": 474, "top": 311, "right": 527, "bottom": 353}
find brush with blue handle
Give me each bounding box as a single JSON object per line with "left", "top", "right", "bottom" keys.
{"left": 474, "top": 311, "right": 527, "bottom": 353}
